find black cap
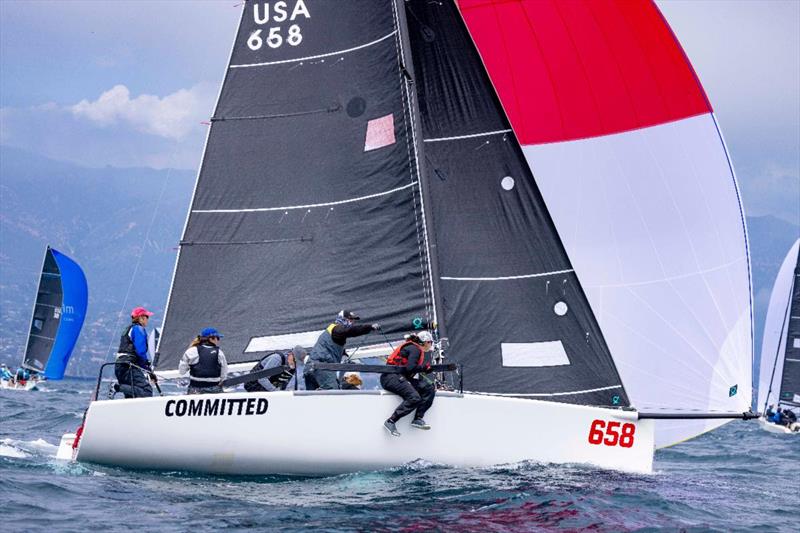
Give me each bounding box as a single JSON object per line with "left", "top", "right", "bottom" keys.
{"left": 339, "top": 309, "right": 360, "bottom": 320}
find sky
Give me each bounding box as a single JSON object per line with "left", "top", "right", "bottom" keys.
{"left": 0, "top": 0, "right": 798, "bottom": 224}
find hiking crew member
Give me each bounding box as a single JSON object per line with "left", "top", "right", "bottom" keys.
{"left": 244, "top": 346, "right": 306, "bottom": 392}
{"left": 304, "top": 310, "right": 379, "bottom": 390}
{"left": 115, "top": 306, "right": 156, "bottom": 399}
{"left": 382, "top": 330, "right": 436, "bottom": 437}
{"left": 178, "top": 328, "right": 228, "bottom": 394}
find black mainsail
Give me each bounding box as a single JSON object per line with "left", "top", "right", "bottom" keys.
{"left": 158, "top": 0, "right": 435, "bottom": 367}
{"left": 404, "top": 0, "right": 628, "bottom": 406}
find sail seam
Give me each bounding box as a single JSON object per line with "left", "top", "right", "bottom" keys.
{"left": 423, "top": 129, "right": 512, "bottom": 142}
{"left": 229, "top": 31, "right": 397, "bottom": 68}
{"left": 192, "top": 182, "right": 416, "bottom": 213}
{"left": 470, "top": 385, "right": 622, "bottom": 397}
{"left": 441, "top": 268, "right": 574, "bottom": 281}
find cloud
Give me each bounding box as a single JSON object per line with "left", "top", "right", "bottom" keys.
{"left": 70, "top": 83, "right": 215, "bottom": 140}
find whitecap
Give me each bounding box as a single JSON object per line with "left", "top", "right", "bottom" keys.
{"left": 0, "top": 443, "right": 29, "bottom": 458}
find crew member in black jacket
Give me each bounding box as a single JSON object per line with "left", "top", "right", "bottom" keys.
{"left": 381, "top": 330, "right": 435, "bottom": 436}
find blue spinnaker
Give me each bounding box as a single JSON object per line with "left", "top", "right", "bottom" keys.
{"left": 22, "top": 247, "right": 88, "bottom": 380}
{"left": 45, "top": 248, "right": 88, "bottom": 379}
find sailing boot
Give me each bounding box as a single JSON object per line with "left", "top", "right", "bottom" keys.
{"left": 411, "top": 418, "right": 431, "bottom": 430}
{"left": 383, "top": 420, "right": 401, "bottom": 437}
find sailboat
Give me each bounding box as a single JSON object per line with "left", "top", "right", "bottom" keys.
{"left": 58, "top": 0, "right": 754, "bottom": 474}
{"left": 757, "top": 239, "right": 800, "bottom": 434}
{"left": 1, "top": 246, "right": 88, "bottom": 391}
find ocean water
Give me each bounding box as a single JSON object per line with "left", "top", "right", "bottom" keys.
{"left": 1, "top": 379, "right": 797, "bottom": 532}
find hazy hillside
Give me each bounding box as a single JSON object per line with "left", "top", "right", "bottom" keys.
{"left": 0, "top": 146, "right": 194, "bottom": 375}
{"left": 0, "top": 146, "right": 797, "bottom": 378}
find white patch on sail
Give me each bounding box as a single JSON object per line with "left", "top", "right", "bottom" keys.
{"left": 245, "top": 331, "right": 321, "bottom": 352}
{"left": 501, "top": 341, "right": 570, "bottom": 367}
{"left": 364, "top": 114, "right": 396, "bottom": 151}
{"left": 794, "top": 338, "right": 800, "bottom": 349}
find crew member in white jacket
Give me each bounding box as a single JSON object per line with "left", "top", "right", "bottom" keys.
{"left": 178, "top": 327, "right": 229, "bottom": 394}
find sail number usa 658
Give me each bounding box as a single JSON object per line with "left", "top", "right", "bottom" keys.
{"left": 248, "top": 1, "right": 311, "bottom": 50}
{"left": 587, "top": 419, "right": 635, "bottom": 448}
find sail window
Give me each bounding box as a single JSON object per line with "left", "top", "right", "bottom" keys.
{"left": 501, "top": 341, "right": 571, "bottom": 367}
{"left": 245, "top": 331, "right": 323, "bottom": 353}
{"left": 500, "top": 176, "right": 515, "bottom": 191}
{"left": 364, "top": 114, "right": 396, "bottom": 151}
{"left": 794, "top": 338, "right": 800, "bottom": 349}
{"left": 554, "top": 301, "right": 568, "bottom": 316}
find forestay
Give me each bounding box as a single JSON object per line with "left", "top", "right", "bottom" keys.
{"left": 158, "top": 0, "right": 435, "bottom": 368}
{"left": 758, "top": 239, "right": 800, "bottom": 412}
{"left": 458, "top": 0, "right": 753, "bottom": 447}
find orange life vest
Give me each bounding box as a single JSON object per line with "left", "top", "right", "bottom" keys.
{"left": 386, "top": 341, "right": 425, "bottom": 367}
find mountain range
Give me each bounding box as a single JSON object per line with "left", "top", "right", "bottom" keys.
{"left": 0, "top": 146, "right": 797, "bottom": 378}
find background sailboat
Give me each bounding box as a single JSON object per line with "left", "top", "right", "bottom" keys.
{"left": 1, "top": 246, "right": 88, "bottom": 389}
{"left": 757, "top": 238, "right": 800, "bottom": 433}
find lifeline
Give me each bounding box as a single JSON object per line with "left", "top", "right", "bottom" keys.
{"left": 165, "top": 397, "right": 268, "bottom": 417}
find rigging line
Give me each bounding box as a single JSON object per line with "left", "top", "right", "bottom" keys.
{"left": 230, "top": 31, "right": 397, "bottom": 69}
{"left": 470, "top": 384, "right": 622, "bottom": 397}
{"left": 441, "top": 268, "right": 573, "bottom": 281}
{"left": 423, "top": 129, "right": 512, "bottom": 143}
{"left": 192, "top": 182, "right": 417, "bottom": 213}
{"left": 102, "top": 147, "right": 177, "bottom": 364}
{"left": 390, "top": 0, "right": 436, "bottom": 326}
{"left": 180, "top": 237, "right": 311, "bottom": 246}
{"left": 211, "top": 105, "right": 339, "bottom": 121}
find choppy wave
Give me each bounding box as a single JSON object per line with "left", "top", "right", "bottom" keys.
{"left": 0, "top": 378, "right": 797, "bottom": 532}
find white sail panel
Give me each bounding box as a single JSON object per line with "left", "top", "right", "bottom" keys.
{"left": 757, "top": 239, "right": 800, "bottom": 411}
{"left": 523, "top": 114, "right": 752, "bottom": 448}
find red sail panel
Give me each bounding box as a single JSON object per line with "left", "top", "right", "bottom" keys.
{"left": 457, "top": 0, "right": 711, "bottom": 145}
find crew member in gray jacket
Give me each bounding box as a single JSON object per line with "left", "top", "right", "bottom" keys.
{"left": 244, "top": 346, "right": 306, "bottom": 392}
{"left": 303, "top": 310, "right": 379, "bottom": 390}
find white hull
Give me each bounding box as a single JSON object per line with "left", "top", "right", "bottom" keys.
{"left": 61, "top": 390, "right": 655, "bottom": 475}
{"left": 0, "top": 379, "right": 38, "bottom": 391}
{"left": 758, "top": 417, "right": 799, "bottom": 435}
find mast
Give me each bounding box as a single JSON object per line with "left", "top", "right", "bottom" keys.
{"left": 391, "top": 0, "right": 445, "bottom": 341}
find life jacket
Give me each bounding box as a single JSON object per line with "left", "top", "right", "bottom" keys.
{"left": 117, "top": 324, "right": 137, "bottom": 356}
{"left": 386, "top": 341, "right": 425, "bottom": 367}
{"left": 246, "top": 352, "right": 295, "bottom": 390}
{"left": 308, "top": 323, "right": 345, "bottom": 365}
{"left": 189, "top": 344, "right": 222, "bottom": 381}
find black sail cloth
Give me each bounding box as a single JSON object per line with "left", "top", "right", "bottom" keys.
{"left": 405, "top": 0, "right": 629, "bottom": 406}
{"left": 158, "top": 1, "right": 433, "bottom": 368}
{"left": 778, "top": 254, "right": 800, "bottom": 407}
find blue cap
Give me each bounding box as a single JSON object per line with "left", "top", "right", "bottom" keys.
{"left": 200, "top": 327, "right": 223, "bottom": 338}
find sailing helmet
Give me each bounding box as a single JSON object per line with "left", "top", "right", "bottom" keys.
{"left": 131, "top": 306, "right": 154, "bottom": 318}
{"left": 416, "top": 330, "right": 433, "bottom": 343}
